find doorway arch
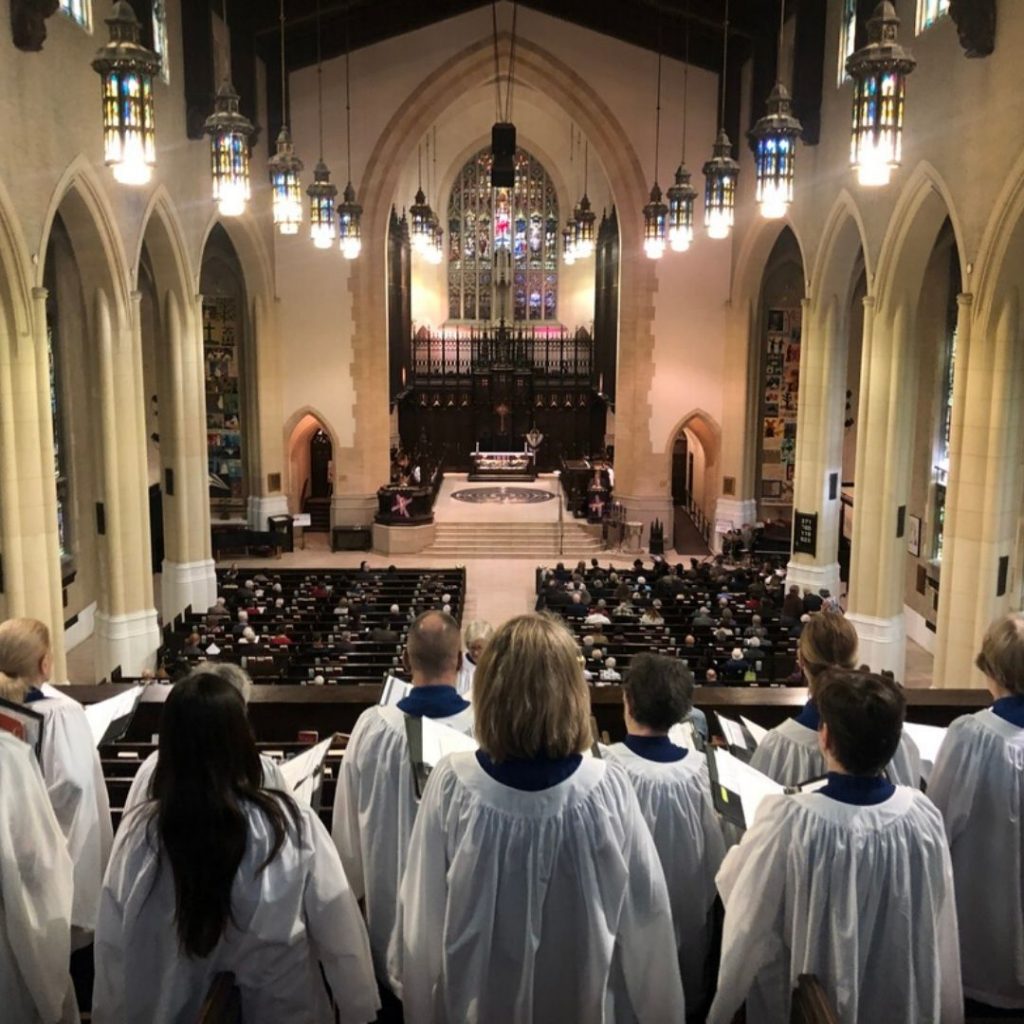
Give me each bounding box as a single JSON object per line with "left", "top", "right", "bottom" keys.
{"left": 286, "top": 410, "right": 339, "bottom": 532}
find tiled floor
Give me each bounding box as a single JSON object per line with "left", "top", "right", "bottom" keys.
{"left": 432, "top": 474, "right": 563, "bottom": 523}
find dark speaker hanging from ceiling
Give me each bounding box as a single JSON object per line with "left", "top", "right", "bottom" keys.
{"left": 491, "top": 122, "right": 516, "bottom": 187}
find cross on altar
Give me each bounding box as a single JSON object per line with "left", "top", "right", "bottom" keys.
{"left": 392, "top": 493, "right": 412, "bottom": 517}
{"left": 589, "top": 495, "right": 605, "bottom": 518}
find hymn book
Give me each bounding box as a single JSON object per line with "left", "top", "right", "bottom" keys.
{"left": 379, "top": 675, "right": 413, "bottom": 707}
{"left": 279, "top": 734, "right": 338, "bottom": 809}
{"left": 84, "top": 686, "right": 145, "bottom": 747}
{"left": 715, "top": 712, "right": 763, "bottom": 761}
{"left": 406, "top": 716, "right": 479, "bottom": 798}
{"left": 901, "top": 722, "right": 948, "bottom": 784}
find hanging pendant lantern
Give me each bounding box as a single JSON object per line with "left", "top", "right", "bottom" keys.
{"left": 751, "top": 83, "right": 801, "bottom": 219}
{"left": 666, "top": 164, "right": 697, "bottom": 252}
{"left": 643, "top": 183, "right": 668, "bottom": 260}
{"left": 846, "top": 1, "right": 916, "bottom": 188}
{"left": 338, "top": 181, "right": 362, "bottom": 260}
{"left": 703, "top": 130, "right": 739, "bottom": 240}
{"left": 269, "top": 127, "right": 303, "bottom": 234}
{"left": 410, "top": 188, "right": 435, "bottom": 253}
{"left": 562, "top": 223, "right": 577, "bottom": 265}
{"left": 91, "top": 1, "right": 160, "bottom": 187}
{"left": 307, "top": 160, "right": 338, "bottom": 249}
{"left": 575, "top": 193, "right": 596, "bottom": 259}
{"left": 204, "top": 80, "right": 254, "bottom": 217}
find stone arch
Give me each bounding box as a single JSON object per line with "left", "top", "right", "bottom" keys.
{"left": 0, "top": 174, "right": 34, "bottom": 342}
{"left": 972, "top": 143, "right": 1024, "bottom": 326}
{"left": 284, "top": 406, "right": 341, "bottom": 515}
{"left": 197, "top": 211, "right": 274, "bottom": 305}
{"left": 733, "top": 217, "right": 810, "bottom": 313}
{"left": 809, "top": 191, "right": 872, "bottom": 312}
{"left": 136, "top": 188, "right": 195, "bottom": 303}
{"left": 345, "top": 31, "right": 654, "bottom": 506}
{"left": 664, "top": 408, "right": 722, "bottom": 482}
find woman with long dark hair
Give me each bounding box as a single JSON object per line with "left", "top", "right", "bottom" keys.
{"left": 92, "top": 673, "right": 378, "bottom": 1024}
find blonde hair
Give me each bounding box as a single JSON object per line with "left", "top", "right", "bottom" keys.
{"left": 0, "top": 618, "right": 51, "bottom": 702}
{"left": 799, "top": 610, "right": 858, "bottom": 696}
{"left": 464, "top": 620, "right": 495, "bottom": 647}
{"left": 976, "top": 613, "right": 1024, "bottom": 695}
{"left": 473, "top": 613, "right": 591, "bottom": 762}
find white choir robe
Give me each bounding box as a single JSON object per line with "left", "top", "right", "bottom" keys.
{"left": 390, "top": 753, "right": 687, "bottom": 1024}
{"left": 750, "top": 716, "right": 923, "bottom": 788}
{"left": 92, "top": 800, "right": 379, "bottom": 1024}
{"left": 35, "top": 690, "right": 113, "bottom": 937}
{"left": 0, "top": 731, "right": 78, "bottom": 1024}
{"left": 602, "top": 743, "right": 726, "bottom": 1009}
{"left": 928, "top": 708, "right": 1024, "bottom": 1008}
{"left": 455, "top": 657, "right": 475, "bottom": 697}
{"left": 122, "top": 750, "right": 287, "bottom": 815}
{"left": 707, "top": 788, "right": 963, "bottom": 1024}
{"left": 331, "top": 703, "right": 474, "bottom": 979}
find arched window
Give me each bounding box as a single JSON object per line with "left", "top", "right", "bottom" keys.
{"left": 447, "top": 146, "right": 559, "bottom": 323}
{"left": 59, "top": 0, "right": 90, "bottom": 29}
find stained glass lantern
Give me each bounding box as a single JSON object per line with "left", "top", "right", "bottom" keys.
{"left": 204, "top": 80, "right": 254, "bottom": 217}
{"left": 846, "top": 1, "right": 916, "bottom": 188}
{"left": 562, "top": 222, "right": 577, "bottom": 266}
{"left": 307, "top": 160, "right": 338, "bottom": 249}
{"left": 429, "top": 220, "right": 445, "bottom": 266}
{"left": 751, "top": 84, "right": 802, "bottom": 219}
{"left": 642, "top": 183, "right": 667, "bottom": 260}
{"left": 410, "top": 188, "right": 435, "bottom": 253}
{"left": 338, "top": 181, "right": 362, "bottom": 260}
{"left": 574, "top": 193, "right": 596, "bottom": 259}
{"left": 666, "top": 164, "right": 697, "bottom": 253}
{"left": 702, "top": 130, "right": 739, "bottom": 240}
{"left": 91, "top": 1, "right": 160, "bottom": 187}
{"left": 268, "top": 126, "right": 303, "bottom": 235}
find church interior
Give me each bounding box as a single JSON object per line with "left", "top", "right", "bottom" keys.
{"left": 2, "top": 0, "right": 1023, "bottom": 1021}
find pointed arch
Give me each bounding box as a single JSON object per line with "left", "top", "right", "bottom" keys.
{"left": 664, "top": 409, "right": 722, "bottom": 480}
{"left": 808, "top": 190, "right": 873, "bottom": 310}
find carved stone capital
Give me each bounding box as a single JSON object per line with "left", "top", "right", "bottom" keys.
{"left": 950, "top": 0, "right": 996, "bottom": 58}
{"left": 10, "top": 0, "right": 59, "bottom": 52}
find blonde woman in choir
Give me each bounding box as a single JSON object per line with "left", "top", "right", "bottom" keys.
{"left": 929, "top": 613, "right": 1024, "bottom": 1013}
{"left": 750, "top": 609, "right": 922, "bottom": 787}
{"left": 456, "top": 618, "right": 494, "bottom": 697}
{"left": 93, "top": 672, "right": 378, "bottom": 1024}
{"left": 390, "top": 613, "right": 685, "bottom": 1023}
{"left": 602, "top": 653, "right": 726, "bottom": 1016}
{"left": 0, "top": 728, "right": 78, "bottom": 1023}
{"left": 0, "top": 617, "right": 112, "bottom": 948}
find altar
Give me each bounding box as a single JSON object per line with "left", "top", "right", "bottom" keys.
{"left": 468, "top": 450, "right": 537, "bottom": 482}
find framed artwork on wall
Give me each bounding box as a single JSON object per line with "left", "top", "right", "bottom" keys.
{"left": 908, "top": 514, "right": 922, "bottom": 558}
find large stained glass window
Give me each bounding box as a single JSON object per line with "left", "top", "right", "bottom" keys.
{"left": 917, "top": 0, "right": 949, "bottom": 33}
{"left": 447, "top": 147, "right": 559, "bottom": 323}
{"left": 47, "top": 325, "right": 72, "bottom": 563}
{"left": 837, "top": 0, "right": 857, "bottom": 87}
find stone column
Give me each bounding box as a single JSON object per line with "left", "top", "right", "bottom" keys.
{"left": 934, "top": 292, "right": 1024, "bottom": 686}
{"left": 160, "top": 290, "right": 216, "bottom": 620}
{"left": 91, "top": 289, "right": 160, "bottom": 678}
{"left": 785, "top": 296, "right": 844, "bottom": 599}
{"left": 846, "top": 296, "right": 915, "bottom": 679}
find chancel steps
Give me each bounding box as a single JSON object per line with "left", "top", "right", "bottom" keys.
{"left": 426, "top": 521, "right": 603, "bottom": 558}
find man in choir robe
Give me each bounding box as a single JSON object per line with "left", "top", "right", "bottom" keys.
{"left": 708, "top": 670, "right": 962, "bottom": 1024}
{"left": 929, "top": 613, "right": 1024, "bottom": 1012}
{"left": 0, "top": 730, "right": 77, "bottom": 1024}
{"left": 603, "top": 654, "right": 726, "bottom": 1015}
{"left": 332, "top": 610, "right": 473, "bottom": 983}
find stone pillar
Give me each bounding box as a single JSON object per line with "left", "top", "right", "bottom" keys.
{"left": 160, "top": 290, "right": 216, "bottom": 619}
{"left": 785, "top": 296, "right": 844, "bottom": 599}
{"left": 847, "top": 296, "right": 915, "bottom": 679}
{"left": 934, "top": 292, "right": 1024, "bottom": 686}
{"left": 91, "top": 289, "right": 159, "bottom": 678}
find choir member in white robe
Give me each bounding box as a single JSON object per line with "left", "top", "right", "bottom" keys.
{"left": 0, "top": 618, "right": 112, "bottom": 942}
{"left": 0, "top": 730, "right": 78, "bottom": 1024}
{"left": 709, "top": 669, "right": 962, "bottom": 1024}
{"left": 602, "top": 653, "right": 725, "bottom": 1013}
{"left": 929, "top": 613, "right": 1024, "bottom": 1011}
{"left": 455, "top": 619, "right": 494, "bottom": 697}
{"left": 332, "top": 610, "right": 474, "bottom": 981}
{"left": 750, "top": 610, "right": 921, "bottom": 787}
{"left": 390, "top": 613, "right": 686, "bottom": 1023}
{"left": 122, "top": 664, "right": 286, "bottom": 814}
{"left": 93, "top": 671, "right": 378, "bottom": 1024}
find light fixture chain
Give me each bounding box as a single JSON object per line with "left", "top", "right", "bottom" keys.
{"left": 279, "top": 0, "right": 287, "bottom": 126}
{"left": 505, "top": 0, "right": 518, "bottom": 123}
{"left": 345, "top": 21, "right": 353, "bottom": 184}
{"left": 654, "top": 51, "right": 662, "bottom": 184}
{"left": 491, "top": 1, "right": 503, "bottom": 123}
{"left": 315, "top": 0, "right": 324, "bottom": 159}
{"left": 681, "top": 0, "right": 690, "bottom": 164}
{"left": 720, "top": 0, "right": 730, "bottom": 131}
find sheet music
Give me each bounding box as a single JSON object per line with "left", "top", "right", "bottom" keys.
{"left": 419, "top": 717, "right": 478, "bottom": 767}
{"left": 668, "top": 720, "right": 700, "bottom": 751}
{"left": 902, "top": 722, "right": 948, "bottom": 782}
{"left": 740, "top": 716, "right": 769, "bottom": 747}
{"left": 710, "top": 747, "right": 784, "bottom": 828}
{"left": 84, "top": 686, "right": 144, "bottom": 747}
{"left": 279, "top": 735, "right": 336, "bottom": 806}
{"left": 379, "top": 675, "right": 413, "bottom": 707}
{"left": 716, "top": 713, "right": 749, "bottom": 751}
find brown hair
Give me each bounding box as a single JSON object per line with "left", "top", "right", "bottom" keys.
{"left": 799, "top": 611, "right": 858, "bottom": 696}
{"left": 975, "top": 613, "right": 1024, "bottom": 696}
{"left": 817, "top": 668, "right": 905, "bottom": 775}
{"left": 473, "top": 613, "right": 591, "bottom": 762}
{"left": 0, "top": 618, "right": 51, "bottom": 701}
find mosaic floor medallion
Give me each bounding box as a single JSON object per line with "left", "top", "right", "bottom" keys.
{"left": 451, "top": 487, "right": 556, "bottom": 505}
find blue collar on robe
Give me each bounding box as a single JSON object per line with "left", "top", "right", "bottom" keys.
{"left": 991, "top": 695, "right": 1024, "bottom": 727}
{"left": 819, "top": 772, "right": 895, "bottom": 805}
{"left": 397, "top": 684, "right": 469, "bottom": 719}
{"left": 23, "top": 687, "right": 45, "bottom": 703}
{"left": 475, "top": 750, "right": 582, "bottom": 791}
{"left": 794, "top": 699, "right": 821, "bottom": 730}
{"left": 623, "top": 734, "right": 688, "bottom": 763}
